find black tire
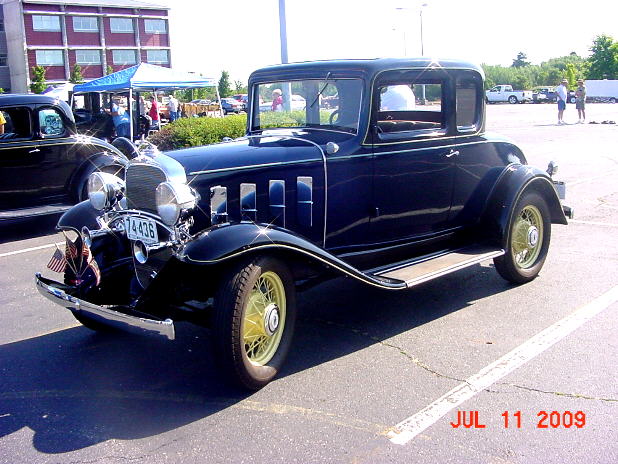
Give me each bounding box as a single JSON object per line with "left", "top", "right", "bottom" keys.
{"left": 494, "top": 191, "right": 551, "bottom": 284}
{"left": 508, "top": 96, "right": 518, "bottom": 104}
{"left": 610, "top": 97, "right": 616, "bottom": 104}
{"left": 213, "top": 256, "right": 296, "bottom": 390}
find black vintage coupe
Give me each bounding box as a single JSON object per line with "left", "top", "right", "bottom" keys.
{"left": 35, "top": 58, "right": 571, "bottom": 389}
{"left": 0, "top": 94, "right": 128, "bottom": 222}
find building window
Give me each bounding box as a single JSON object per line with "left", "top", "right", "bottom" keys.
{"left": 144, "top": 19, "right": 166, "bottom": 34}
{"left": 76, "top": 50, "right": 101, "bottom": 65}
{"left": 0, "top": 19, "right": 4, "bottom": 32}
{"left": 72, "top": 16, "right": 98, "bottom": 32}
{"left": 146, "top": 49, "right": 168, "bottom": 64}
{"left": 112, "top": 49, "right": 136, "bottom": 65}
{"left": 32, "top": 15, "right": 61, "bottom": 32}
{"left": 0, "top": 54, "right": 7, "bottom": 66}
{"left": 35, "top": 50, "right": 64, "bottom": 66}
{"left": 110, "top": 17, "right": 133, "bottom": 33}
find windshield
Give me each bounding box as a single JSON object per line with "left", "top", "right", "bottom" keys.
{"left": 251, "top": 78, "right": 363, "bottom": 134}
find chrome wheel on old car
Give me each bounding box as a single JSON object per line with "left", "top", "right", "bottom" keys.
{"left": 213, "top": 256, "right": 296, "bottom": 390}
{"left": 494, "top": 191, "right": 551, "bottom": 284}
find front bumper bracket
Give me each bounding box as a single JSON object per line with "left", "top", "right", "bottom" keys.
{"left": 35, "top": 273, "right": 175, "bottom": 340}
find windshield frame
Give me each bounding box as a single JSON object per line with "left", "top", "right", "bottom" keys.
{"left": 249, "top": 77, "right": 364, "bottom": 135}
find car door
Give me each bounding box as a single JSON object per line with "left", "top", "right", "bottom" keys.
{"left": 34, "top": 104, "right": 79, "bottom": 204}
{"left": 368, "top": 69, "right": 456, "bottom": 245}
{"left": 487, "top": 86, "right": 500, "bottom": 102}
{"left": 0, "top": 106, "right": 45, "bottom": 209}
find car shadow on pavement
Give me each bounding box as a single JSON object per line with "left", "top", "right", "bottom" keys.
{"left": 0, "top": 263, "right": 511, "bottom": 454}
{"left": 0, "top": 215, "right": 61, "bottom": 245}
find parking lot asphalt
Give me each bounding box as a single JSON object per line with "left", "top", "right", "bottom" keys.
{"left": 1, "top": 103, "right": 617, "bottom": 463}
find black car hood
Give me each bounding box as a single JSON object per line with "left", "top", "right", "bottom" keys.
{"left": 163, "top": 134, "right": 325, "bottom": 177}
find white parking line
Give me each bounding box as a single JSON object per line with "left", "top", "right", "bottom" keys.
{"left": 0, "top": 242, "right": 62, "bottom": 258}
{"left": 387, "top": 285, "right": 618, "bottom": 445}
{"left": 569, "top": 219, "right": 618, "bottom": 227}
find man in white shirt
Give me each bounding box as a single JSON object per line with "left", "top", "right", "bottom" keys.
{"left": 380, "top": 85, "right": 416, "bottom": 111}
{"left": 168, "top": 95, "right": 179, "bottom": 122}
{"left": 555, "top": 79, "right": 568, "bottom": 125}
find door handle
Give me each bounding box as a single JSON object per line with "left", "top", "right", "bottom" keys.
{"left": 28, "top": 148, "right": 41, "bottom": 154}
{"left": 444, "top": 149, "right": 459, "bottom": 158}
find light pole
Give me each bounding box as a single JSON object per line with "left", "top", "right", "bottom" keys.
{"left": 419, "top": 2, "right": 428, "bottom": 56}
{"left": 278, "top": 0, "right": 292, "bottom": 110}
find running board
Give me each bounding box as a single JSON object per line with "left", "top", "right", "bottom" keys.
{"left": 370, "top": 245, "right": 505, "bottom": 289}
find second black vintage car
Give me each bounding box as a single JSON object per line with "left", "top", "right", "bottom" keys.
{"left": 35, "top": 58, "right": 570, "bottom": 389}
{"left": 0, "top": 94, "right": 129, "bottom": 222}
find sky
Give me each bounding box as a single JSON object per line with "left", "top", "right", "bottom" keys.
{"left": 164, "top": 0, "right": 618, "bottom": 84}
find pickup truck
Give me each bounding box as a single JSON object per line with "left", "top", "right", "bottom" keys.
{"left": 486, "top": 85, "right": 533, "bottom": 104}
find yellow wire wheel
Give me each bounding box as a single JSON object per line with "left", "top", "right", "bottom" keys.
{"left": 214, "top": 256, "right": 296, "bottom": 390}
{"left": 493, "top": 191, "right": 551, "bottom": 284}
{"left": 510, "top": 204, "right": 543, "bottom": 269}
{"left": 242, "top": 271, "right": 287, "bottom": 365}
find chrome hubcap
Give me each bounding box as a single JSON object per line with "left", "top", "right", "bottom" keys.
{"left": 263, "top": 303, "right": 280, "bottom": 337}
{"left": 527, "top": 226, "right": 539, "bottom": 247}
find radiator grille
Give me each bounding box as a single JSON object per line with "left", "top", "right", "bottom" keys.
{"left": 125, "top": 163, "right": 167, "bottom": 213}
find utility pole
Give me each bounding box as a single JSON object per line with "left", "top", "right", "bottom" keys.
{"left": 278, "top": 0, "right": 291, "bottom": 110}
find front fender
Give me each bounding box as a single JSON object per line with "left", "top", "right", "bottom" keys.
{"left": 177, "top": 223, "right": 404, "bottom": 289}
{"left": 482, "top": 164, "right": 567, "bottom": 245}
{"left": 57, "top": 200, "right": 101, "bottom": 231}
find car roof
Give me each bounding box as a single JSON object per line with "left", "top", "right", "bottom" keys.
{"left": 0, "top": 93, "right": 67, "bottom": 106}
{"left": 250, "top": 57, "right": 484, "bottom": 82}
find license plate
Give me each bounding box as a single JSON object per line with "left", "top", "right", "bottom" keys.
{"left": 125, "top": 216, "right": 159, "bottom": 244}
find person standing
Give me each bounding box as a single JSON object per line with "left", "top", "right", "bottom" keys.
{"left": 271, "top": 89, "right": 283, "bottom": 111}
{"left": 555, "top": 79, "right": 568, "bottom": 125}
{"left": 575, "top": 79, "right": 586, "bottom": 123}
{"left": 168, "top": 95, "right": 179, "bottom": 122}
{"left": 111, "top": 97, "right": 130, "bottom": 138}
{"left": 149, "top": 95, "right": 161, "bottom": 129}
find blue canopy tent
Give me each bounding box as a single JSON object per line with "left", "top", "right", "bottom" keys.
{"left": 73, "top": 63, "right": 221, "bottom": 138}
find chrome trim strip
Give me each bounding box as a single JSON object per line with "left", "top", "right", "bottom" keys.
{"left": 35, "top": 273, "right": 175, "bottom": 340}
{"left": 189, "top": 158, "right": 318, "bottom": 176}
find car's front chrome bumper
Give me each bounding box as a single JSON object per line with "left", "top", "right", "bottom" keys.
{"left": 35, "top": 273, "right": 175, "bottom": 340}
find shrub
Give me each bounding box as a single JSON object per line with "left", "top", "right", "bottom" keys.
{"left": 149, "top": 114, "right": 247, "bottom": 151}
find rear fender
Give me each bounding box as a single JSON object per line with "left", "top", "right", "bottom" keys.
{"left": 482, "top": 164, "right": 567, "bottom": 246}
{"left": 177, "top": 223, "right": 404, "bottom": 290}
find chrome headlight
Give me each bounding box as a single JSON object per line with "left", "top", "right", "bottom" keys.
{"left": 88, "top": 172, "right": 125, "bottom": 210}
{"left": 155, "top": 181, "right": 197, "bottom": 225}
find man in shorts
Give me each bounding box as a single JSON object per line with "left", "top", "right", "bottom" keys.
{"left": 575, "top": 79, "right": 586, "bottom": 123}
{"left": 555, "top": 79, "right": 568, "bottom": 125}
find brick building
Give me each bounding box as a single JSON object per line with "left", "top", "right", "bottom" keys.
{"left": 0, "top": 0, "right": 170, "bottom": 93}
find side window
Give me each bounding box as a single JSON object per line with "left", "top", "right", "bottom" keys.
{"left": 456, "top": 75, "right": 481, "bottom": 132}
{"left": 39, "top": 108, "right": 66, "bottom": 137}
{"left": 375, "top": 78, "right": 445, "bottom": 138}
{"left": 0, "top": 107, "right": 32, "bottom": 140}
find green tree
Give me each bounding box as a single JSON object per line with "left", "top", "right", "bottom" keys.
{"left": 234, "top": 80, "right": 247, "bottom": 93}
{"left": 218, "top": 70, "right": 232, "bottom": 98}
{"left": 512, "top": 52, "right": 530, "bottom": 68}
{"left": 587, "top": 34, "right": 618, "bottom": 79}
{"left": 69, "top": 64, "right": 84, "bottom": 84}
{"left": 30, "top": 65, "right": 47, "bottom": 94}
{"left": 565, "top": 63, "right": 576, "bottom": 88}
{"left": 105, "top": 65, "right": 114, "bottom": 75}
